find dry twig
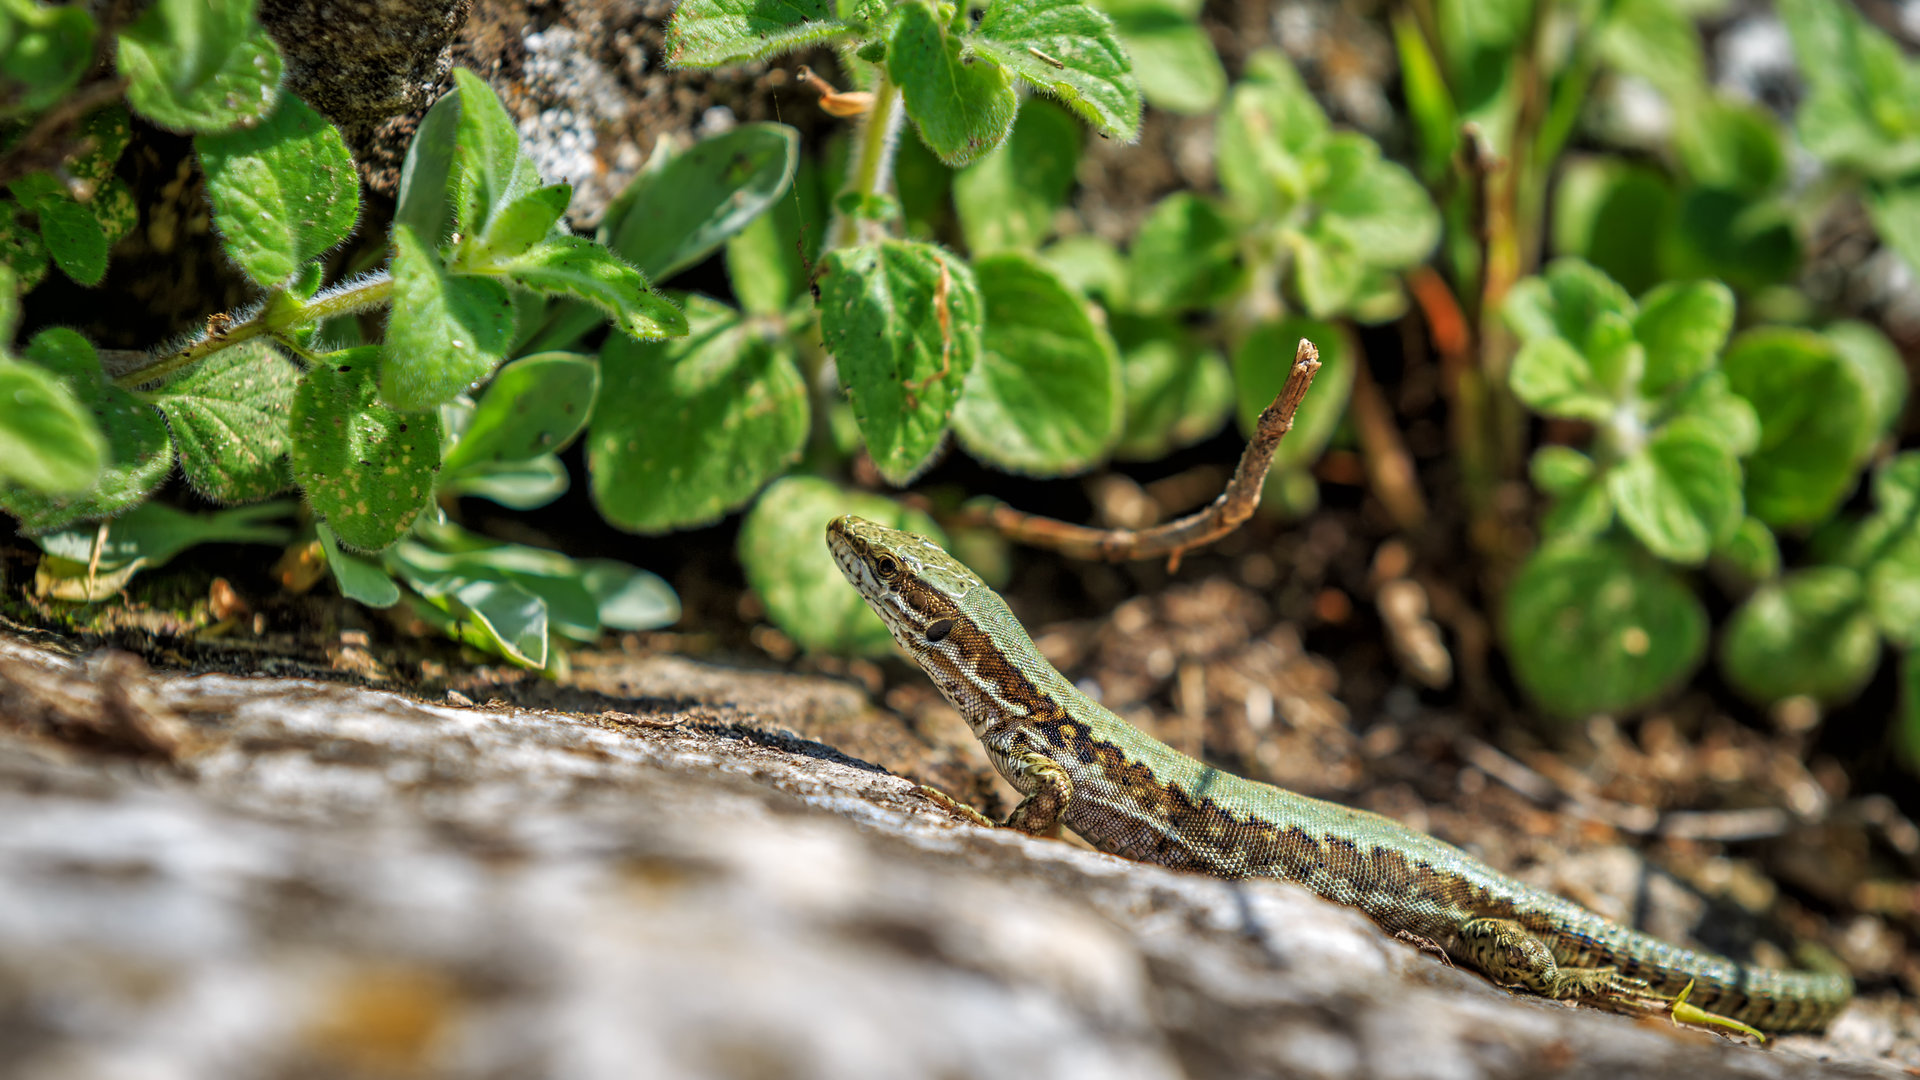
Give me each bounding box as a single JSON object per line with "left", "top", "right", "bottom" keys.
{"left": 953, "top": 339, "right": 1322, "bottom": 571}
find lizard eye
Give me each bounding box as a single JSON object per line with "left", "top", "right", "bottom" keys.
{"left": 874, "top": 555, "right": 900, "bottom": 579}
{"left": 924, "top": 617, "right": 954, "bottom": 643}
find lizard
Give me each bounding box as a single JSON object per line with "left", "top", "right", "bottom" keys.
{"left": 826, "top": 514, "right": 1854, "bottom": 1035}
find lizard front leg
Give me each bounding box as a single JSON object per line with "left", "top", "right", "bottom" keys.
{"left": 1002, "top": 751, "right": 1074, "bottom": 838}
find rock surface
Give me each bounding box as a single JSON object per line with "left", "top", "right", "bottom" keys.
{"left": 0, "top": 633, "right": 1899, "bottom": 1079}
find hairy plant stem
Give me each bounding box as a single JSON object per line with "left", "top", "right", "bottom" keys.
{"left": 113, "top": 273, "right": 394, "bottom": 389}
{"left": 827, "top": 72, "right": 905, "bottom": 251}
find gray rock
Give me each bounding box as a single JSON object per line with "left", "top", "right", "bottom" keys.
{"left": 0, "top": 634, "right": 1897, "bottom": 1079}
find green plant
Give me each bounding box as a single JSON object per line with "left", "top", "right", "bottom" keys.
{"left": 0, "top": 0, "right": 693, "bottom": 666}
{"left": 1499, "top": 258, "right": 1906, "bottom": 718}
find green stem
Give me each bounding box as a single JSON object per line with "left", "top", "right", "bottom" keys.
{"left": 114, "top": 273, "right": 394, "bottom": 389}
{"left": 828, "top": 72, "right": 904, "bottom": 250}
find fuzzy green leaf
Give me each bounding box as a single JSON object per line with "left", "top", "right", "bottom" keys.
{"left": 1530, "top": 445, "right": 1595, "bottom": 500}
{"left": 150, "top": 338, "right": 299, "bottom": 503}
{"left": 1127, "top": 192, "right": 1239, "bottom": 314}
{"left": 579, "top": 558, "right": 679, "bottom": 630}
{"left": 0, "top": 357, "right": 104, "bottom": 494}
{"left": 892, "top": 1, "right": 1018, "bottom": 167}
{"left": 0, "top": 328, "right": 169, "bottom": 533}
{"left": 819, "top": 240, "right": 983, "bottom": 484}
{"left": 970, "top": 0, "right": 1140, "bottom": 142}
{"left": 1311, "top": 135, "right": 1439, "bottom": 271}
{"left": 116, "top": 0, "right": 282, "bottom": 134}
{"left": 1608, "top": 418, "right": 1742, "bottom": 565}
{"left": 496, "top": 235, "right": 684, "bottom": 341}
{"left": 1110, "top": 315, "right": 1231, "bottom": 461}
{"left": 479, "top": 183, "right": 572, "bottom": 261}
{"left": 1505, "top": 539, "right": 1707, "bottom": 718}
{"left": 953, "top": 99, "right": 1081, "bottom": 255}
{"left": 318, "top": 520, "right": 402, "bottom": 608}
{"left": 1722, "top": 327, "right": 1874, "bottom": 527}
{"left": 1632, "top": 279, "right": 1732, "bottom": 397}
{"left": 665, "top": 0, "right": 851, "bottom": 67}
{"left": 604, "top": 123, "right": 799, "bottom": 280}
{"left": 589, "top": 295, "right": 807, "bottom": 532}
{"left": 34, "top": 197, "right": 108, "bottom": 285}
{"left": 195, "top": 93, "right": 359, "bottom": 287}
{"left": 442, "top": 352, "right": 599, "bottom": 474}
{"left": 1095, "top": 0, "right": 1223, "bottom": 115}
{"left": 1509, "top": 336, "right": 1612, "bottom": 424}
{"left": 293, "top": 347, "right": 441, "bottom": 552}
{"left": 0, "top": 1, "right": 95, "bottom": 118}
{"left": 1721, "top": 567, "right": 1880, "bottom": 705}
{"left": 953, "top": 253, "right": 1119, "bottom": 475}
{"left": 739, "top": 475, "right": 946, "bottom": 654}
{"left": 450, "top": 68, "right": 541, "bottom": 239}
{"left": 381, "top": 224, "right": 516, "bottom": 412}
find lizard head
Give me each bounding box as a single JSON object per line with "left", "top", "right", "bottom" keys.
{"left": 825, "top": 515, "right": 978, "bottom": 649}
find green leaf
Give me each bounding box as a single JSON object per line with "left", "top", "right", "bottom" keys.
{"left": 1529, "top": 445, "right": 1595, "bottom": 499}
{"left": 0, "top": 329, "right": 169, "bottom": 533}
{"left": 952, "top": 252, "right": 1119, "bottom": 475}
{"left": 1720, "top": 567, "right": 1880, "bottom": 705}
{"left": 380, "top": 224, "right": 516, "bottom": 412}
{"left": 1311, "top": 136, "right": 1439, "bottom": 271}
{"left": 723, "top": 153, "right": 826, "bottom": 316}
{"left": 1111, "top": 314, "right": 1231, "bottom": 461}
{"left": 1608, "top": 418, "right": 1742, "bottom": 565}
{"left": 31, "top": 196, "right": 107, "bottom": 286}
{"left": 478, "top": 183, "right": 571, "bottom": 261}
{"left": 1094, "top": 0, "right": 1223, "bottom": 115}
{"left": 394, "top": 86, "right": 463, "bottom": 246}
{"left": 292, "top": 347, "right": 441, "bottom": 551}
{"left": 33, "top": 499, "right": 287, "bottom": 566}
{"left": 1657, "top": 187, "right": 1800, "bottom": 295}
{"left": 1551, "top": 159, "right": 1674, "bottom": 297}
{"left": 819, "top": 240, "right": 983, "bottom": 484}
{"left": 1127, "top": 192, "right": 1238, "bottom": 314}
{"left": 589, "top": 295, "right": 808, "bottom": 532}
{"left": 1824, "top": 319, "right": 1908, "bottom": 442}
{"left": 1509, "top": 336, "right": 1612, "bottom": 424}
{"left": 1857, "top": 453, "right": 1920, "bottom": 644}
{"left": 970, "top": 0, "right": 1141, "bottom": 142}
{"left": 1633, "top": 279, "right": 1732, "bottom": 397}
{"left": 1233, "top": 317, "right": 1351, "bottom": 472}
{"left": 603, "top": 123, "right": 800, "bottom": 280}
{"left": 495, "top": 235, "right": 685, "bottom": 341}
{"left": 579, "top": 558, "right": 680, "bottom": 631}
{"left": 449, "top": 68, "right": 540, "bottom": 239}
{"left": 0, "top": 0, "right": 95, "bottom": 118}
{"left": 0, "top": 357, "right": 104, "bottom": 494}
{"left": 1504, "top": 539, "right": 1708, "bottom": 718}
{"left": 738, "top": 475, "right": 945, "bottom": 654}
{"left": 195, "top": 93, "right": 359, "bottom": 288}
{"left": 439, "top": 455, "right": 569, "bottom": 509}
{"left": 1391, "top": 9, "right": 1457, "bottom": 182}
{"left": 1717, "top": 515, "right": 1781, "bottom": 582}
{"left": 1779, "top": 0, "right": 1920, "bottom": 179}
{"left": 442, "top": 352, "right": 598, "bottom": 474}
{"left": 1510, "top": 258, "right": 1637, "bottom": 351}
{"left": 452, "top": 578, "right": 548, "bottom": 667}
{"left": 664, "top": 0, "right": 850, "bottom": 67}
{"left": 1041, "top": 233, "right": 1128, "bottom": 304}
{"left": 1217, "top": 49, "right": 1326, "bottom": 219}
{"left": 892, "top": 1, "right": 1018, "bottom": 167}
{"left": 149, "top": 338, "right": 299, "bottom": 503}
{"left": 1542, "top": 477, "right": 1616, "bottom": 542}
{"left": 318, "top": 520, "right": 402, "bottom": 608}
{"left": 116, "top": 0, "right": 282, "bottom": 134}
{"left": 0, "top": 199, "right": 49, "bottom": 289}
{"left": 952, "top": 99, "right": 1081, "bottom": 255}
{"left": 1664, "top": 372, "right": 1759, "bottom": 458}
{"left": 1674, "top": 99, "right": 1787, "bottom": 197}
{"left": 1722, "top": 327, "right": 1874, "bottom": 527}
{"left": 1597, "top": 0, "right": 1704, "bottom": 102}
